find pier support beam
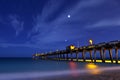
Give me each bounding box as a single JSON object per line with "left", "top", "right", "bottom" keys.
{"left": 94, "top": 50, "right": 96, "bottom": 63}
{"left": 71, "top": 52, "right": 73, "bottom": 61}
{"left": 66, "top": 53, "right": 68, "bottom": 60}
{"left": 100, "top": 49, "right": 104, "bottom": 63}
{"left": 55, "top": 55, "right": 58, "bottom": 60}
{"left": 58, "top": 54, "right": 60, "bottom": 60}
{"left": 60, "top": 53, "right": 62, "bottom": 60}
{"left": 76, "top": 52, "right": 79, "bottom": 61}
{"left": 115, "top": 48, "right": 118, "bottom": 64}
{"left": 89, "top": 50, "right": 93, "bottom": 63}
{"left": 63, "top": 54, "right": 65, "bottom": 60}
{"left": 82, "top": 50, "right": 86, "bottom": 62}
{"left": 103, "top": 49, "right": 106, "bottom": 63}
{"left": 108, "top": 49, "right": 113, "bottom": 63}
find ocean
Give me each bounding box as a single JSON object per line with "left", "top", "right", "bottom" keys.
{"left": 0, "top": 58, "right": 120, "bottom": 80}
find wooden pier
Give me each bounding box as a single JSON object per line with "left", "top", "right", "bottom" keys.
{"left": 33, "top": 40, "right": 120, "bottom": 64}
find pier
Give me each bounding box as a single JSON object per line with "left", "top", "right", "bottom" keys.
{"left": 33, "top": 40, "right": 120, "bottom": 64}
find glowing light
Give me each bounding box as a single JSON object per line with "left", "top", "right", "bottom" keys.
{"left": 70, "top": 45, "right": 75, "bottom": 50}
{"left": 35, "top": 53, "right": 38, "bottom": 56}
{"left": 69, "top": 61, "right": 78, "bottom": 77}
{"left": 86, "top": 63, "right": 97, "bottom": 69}
{"left": 89, "top": 39, "right": 93, "bottom": 45}
{"left": 68, "top": 14, "right": 71, "bottom": 18}
{"left": 69, "top": 61, "right": 77, "bottom": 70}
{"left": 86, "top": 63, "right": 101, "bottom": 75}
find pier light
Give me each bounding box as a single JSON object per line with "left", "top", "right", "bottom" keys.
{"left": 89, "top": 39, "right": 93, "bottom": 45}
{"left": 35, "top": 53, "right": 38, "bottom": 56}
{"left": 70, "top": 45, "right": 75, "bottom": 50}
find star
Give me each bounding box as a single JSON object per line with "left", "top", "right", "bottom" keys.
{"left": 65, "top": 40, "right": 68, "bottom": 42}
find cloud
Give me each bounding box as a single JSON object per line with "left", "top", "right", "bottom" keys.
{"left": 86, "top": 18, "right": 120, "bottom": 29}
{"left": 9, "top": 15, "right": 24, "bottom": 36}
{"left": 0, "top": 16, "right": 2, "bottom": 23}
{"left": 0, "top": 39, "right": 2, "bottom": 42}
{"left": 0, "top": 16, "right": 7, "bottom": 24}
{"left": 27, "top": 0, "right": 110, "bottom": 50}
{"left": 0, "top": 43, "right": 39, "bottom": 49}
{"left": 40, "top": 0, "right": 64, "bottom": 22}
{"left": 0, "top": 42, "right": 67, "bottom": 52}
{"left": 29, "top": 0, "right": 104, "bottom": 44}
{"left": 28, "top": 14, "right": 84, "bottom": 44}
{"left": 51, "top": 0, "right": 105, "bottom": 24}
{"left": 30, "top": 26, "right": 83, "bottom": 43}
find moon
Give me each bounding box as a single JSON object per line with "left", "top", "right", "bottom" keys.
{"left": 67, "top": 14, "right": 71, "bottom": 18}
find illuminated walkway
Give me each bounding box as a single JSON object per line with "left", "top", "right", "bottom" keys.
{"left": 57, "top": 59, "right": 120, "bottom": 64}
{"left": 33, "top": 40, "right": 120, "bottom": 64}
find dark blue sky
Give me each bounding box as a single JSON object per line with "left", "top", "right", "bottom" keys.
{"left": 0, "top": 0, "right": 120, "bottom": 57}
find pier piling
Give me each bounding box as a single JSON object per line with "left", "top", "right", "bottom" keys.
{"left": 115, "top": 48, "right": 118, "bottom": 64}
{"left": 109, "top": 49, "right": 113, "bottom": 63}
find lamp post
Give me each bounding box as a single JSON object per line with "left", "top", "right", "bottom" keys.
{"left": 89, "top": 39, "right": 93, "bottom": 45}
{"left": 89, "top": 39, "right": 93, "bottom": 62}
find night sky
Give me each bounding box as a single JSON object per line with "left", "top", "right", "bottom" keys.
{"left": 0, "top": 0, "right": 120, "bottom": 57}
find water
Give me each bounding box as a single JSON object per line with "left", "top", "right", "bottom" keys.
{"left": 0, "top": 58, "right": 120, "bottom": 80}
{"left": 0, "top": 58, "right": 80, "bottom": 73}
